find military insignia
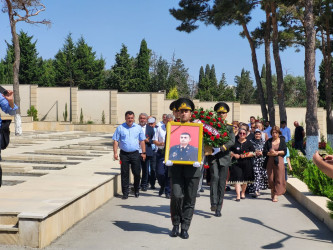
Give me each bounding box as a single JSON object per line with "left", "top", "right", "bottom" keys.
{"left": 172, "top": 152, "right": 177, "bottom": 157}
{"left": 217, "top": 106, "right": 226, "bottom": 112}
{"left": 180, "top": 102, "right": 191, "bottom": 110}
{"left": 237, "top": 147, "right": 240, "bottom": 150}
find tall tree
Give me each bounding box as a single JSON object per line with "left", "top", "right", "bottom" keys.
{"left": 170, "top": 0, "right": 268, "bottom": 121}
{"left": 74, "top": 36, "right": 105, "bottom": 89}
{"left": 150, "top": 56, "right": 169, "bottom": 92}
{"left": 235, "top": 68, "right": 255, "bottom": 104}
{"left": 4, "top": 31, "right": 41, "bottom": 85}
{"left": 134, "top": 39, "right": 150, "bottom": 92}
{"left": 271, "top": 1, "right": 287, "bottom": 124}
{"left": 2, "top": 0, "right": 50, "bottom": 135}
{"left": 107, "top": 44, "right": 134, "bottom": 92}
{"left": 54, "top": 33, "right": 76, "bottom": 87}
{"left": 304, "top": 0, "right": 319, "bottom": 158}
{"left": 168, "top": 55, "right": 190, "bottom": 97}
{"left": 216, "top": 73, "right": 236, "bottom": 101}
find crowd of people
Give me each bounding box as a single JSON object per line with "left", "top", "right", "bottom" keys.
{"left": 111, "top": 97, "right": 331, "bottom": 239}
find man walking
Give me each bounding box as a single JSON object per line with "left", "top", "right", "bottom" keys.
{"left": 280, "top": 121, "right": 291, "bottom": 143}
{"left": 138, "top": 113, "right": 155, "bottom": 191}
{"left": 167, "top": 98, "right": 203, "bottom": 239}
{"left": 113, "top": 111, "right": 146, "bottom": 199}
{"left": 294, "top": 121, "right": 306, "bottom": 155}
{"left": 207, "top": 102, "right": 235, "bottom": 217}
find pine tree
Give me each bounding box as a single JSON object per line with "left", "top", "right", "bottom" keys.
{"left": 134, "top": 39, "right": 150, "bottom": 92}
{"left": 235, "top": 69, "right": 255, "bottom": 104}
{"left": 216, "top": 73, "right": 236, "bottom": 101}
{"left": 107, "top": 44, "right": 134, "bottom": 92}
{"left": 54, "top": 33, "right": 76, "bottom": 87}
{"left": 150, "top": 56, "right": 169, "bottom": 92}
{"left": 168, "top": 57, "right": 190, "bottom": 97}
{"left": 37, "top": 59, "right": 56, "bottom": 87}
{"left": 75, "top": 36, "right": 105, "bottom": 89}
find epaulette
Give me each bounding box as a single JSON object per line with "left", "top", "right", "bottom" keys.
{"left": 227, "top": 123, "right": 233, "bottom": 126}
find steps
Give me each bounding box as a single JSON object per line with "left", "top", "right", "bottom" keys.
{"left": 0, "top": 213, "right": 19, "bottom": 233}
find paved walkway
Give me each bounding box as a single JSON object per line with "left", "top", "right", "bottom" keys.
{"left": 43, "top": 186, "right": 332, "bottom": 249}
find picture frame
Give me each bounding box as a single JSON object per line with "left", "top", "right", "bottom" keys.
{"left": 165, "top": 121, "right": 203, "bottom": 165}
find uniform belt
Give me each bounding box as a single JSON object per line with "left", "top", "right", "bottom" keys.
{"left": 120, "top": 150, "right": 138, "bottom": 155}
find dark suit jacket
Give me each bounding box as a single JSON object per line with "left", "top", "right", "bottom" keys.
{"left": 144, "top": 125, "right": 155, "bottom": 157}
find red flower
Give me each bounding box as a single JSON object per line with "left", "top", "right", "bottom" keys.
{"left": 119, "top": 160, "right": 122, "bottom": 164}
{"left": 208, "top": 132, "right": 212, "bottom": 136}
{"left": 243, "top": 151, "right": 246, "bottom": 154}
{"left": 194, "top": 111, "right": 198, "bottom": 114}
{"left": 192, "top": 114, "right": 196, "bottom": 118}
{"left": 210, "top": 122, "right": 214, "bottom": 126}
{"left": 221, "top": 120, "right": 224, "bottom": 124}
{"left": 216, "top": 134, "right": 220, "bottom": 139}
{"left": 206, "top": 116, "right": 211, "bottom": 120}
{"left": 201, "top": 120, "right": 205, "bottom": 123}
{"left": 209, "top": 112, "right": 214, "bottom": 116}
{"left": 212, "top": 118, "right": 216, "bottom": 122}
{"left": 222, "top": 132, "right": 228, "bottom": 137}
{"left": 210, "top": 136, "right": 215, "bottom": 141}
{"left": 204, "top": 164, "right": 210, "bottom": 169}
{"left": 217, "top": 123, "right": 221, "bottom": 128}
{"left": 203, "top": 128, "right": 208, "bottom": 133}
{"left": 200, "top": 115, "right": 205, "bottom": 118}
{"left": 200, "top": 111, "right": 205, "bottom": 114}
{"left": 218, "top": 117, "right": 222, "bottom": 121}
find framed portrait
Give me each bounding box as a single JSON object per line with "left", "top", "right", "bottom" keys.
{"left": 165, "top": 121, "right": 203, "bottom": 165}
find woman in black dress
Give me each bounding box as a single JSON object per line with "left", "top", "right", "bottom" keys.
{"left": 230, "top": 128, "right": 255, "bottom": 201}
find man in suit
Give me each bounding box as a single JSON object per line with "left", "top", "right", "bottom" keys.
{"left": 167, "top": 98, "right": 203, "bottom": 239}
{"left": 207, "top": 102, "right": 235, "bottom": 217}
{"left": 138, "top": 113, "right": 155, "bottom": 192}
{"left": 169, "top": 132, "right": 198, "bottom": 162}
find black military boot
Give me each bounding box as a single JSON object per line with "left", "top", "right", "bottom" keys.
{"left": 180, "top": 229, "right": 189, "bottom": 239}
{"left": 215, "top": 210, "right": 222, "bottom": 217}
{"left": 170, "top": 225, "right": 179, "bottom": 237}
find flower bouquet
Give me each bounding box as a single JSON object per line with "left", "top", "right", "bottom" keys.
{"left": 191, "top": 108, "right": 230, "bottom": 155}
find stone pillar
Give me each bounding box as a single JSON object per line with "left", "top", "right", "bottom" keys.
{"left": 150, "top": 93, "right": 159, "bottom": 118}
{"left": 110, "top": 90, "right": 118, "bottom": 125}
{"left": 232, "top": 102, "right": 240, "bottom": 122}
{"left": 30, "top": 85, "right": 38, "bottom": 108}
{"left": 71, "top": 87, "right": 79, "bottom": 123}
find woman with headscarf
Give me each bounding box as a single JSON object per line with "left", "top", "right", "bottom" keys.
{"left": 229, "top": 128, "right": 255, "bottom": 201}
{"left": 247, "top": 129, "right": 268, "bottom": 197}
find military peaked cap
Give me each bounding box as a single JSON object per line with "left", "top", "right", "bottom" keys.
{"left": 176, "top": 98, "right": 194, "bottom": 111}
{"left": 169, "top": 100, "right": 177, "bottom": 111}
{"left": 214, "top": 102, "right": 230, "bottom": 113}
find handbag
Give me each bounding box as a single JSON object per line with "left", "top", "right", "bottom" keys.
{"left": 1, "top": 119, "right": 12, "bottom": 150}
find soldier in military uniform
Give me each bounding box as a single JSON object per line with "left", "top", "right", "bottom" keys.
{"left": 167, "top": 98, "right": 203, "bottom": 239}
{"left": 169, "top": 132, "right": 198, "bottom": 162}
{"left": 207, "top": 102, "right": 235, "bottom": 217}
{"left": 170, "top": 100, "right": 180, "bottom": 122}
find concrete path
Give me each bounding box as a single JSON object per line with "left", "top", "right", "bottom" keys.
{"left": 41, "top": 186, "right": 332, "bottom": 249}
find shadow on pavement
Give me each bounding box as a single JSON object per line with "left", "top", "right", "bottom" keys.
{"left": 113, "top": 220, "right": 169, "bottom": 235}
{"left": 240, "top": 217, "right": 333, "bottom": 249}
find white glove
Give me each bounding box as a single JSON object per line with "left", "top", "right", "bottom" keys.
{"left": 212, "top": 147, "right": 221, "bottom": 156}
{"left": 164, "top": 160, "right": 173, "bottom": 166}
{"left": 193, "top": 162, "right": 202, "bottom": 168}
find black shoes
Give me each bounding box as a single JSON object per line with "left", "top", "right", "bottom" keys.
{"left": 215, "top": 210, "right": 222, "bottom": 217}
{"left": 151, "top": 186, "right": 156, "bottom": 190}
{"left": 180, "top": 229, "right": 189, "bottom": 239}
{"left": 141, "top": 187, "right": 147, "bottom": 192}
{"left": 210, "top": 204, "right": 217, "bottom": 211}
{"left": 165, "top": 193, "right": 170, "bottom": 199}
{"left": 170, "top": 225, "right": 179, "bottom": 237}
{"left": 122, "top": 194, "right": 128, "bottom": 200}
{"left": 158, "top": 189, "right": 163, "bottom": 197}
{"left": 135, "top": 192, "right": 140, "bottom": 198}
{"left": 225, "top": 186, "right": 231, "bottom": 191}
{"left": 199, "top": 188, "right": 204, "bottom": 193}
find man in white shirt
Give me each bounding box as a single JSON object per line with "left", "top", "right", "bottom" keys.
{"left": 280, "top": 121, "right": 291, "bottom": 142}
{"left": 153, "top": 114, "right": 173, "bottom": 198}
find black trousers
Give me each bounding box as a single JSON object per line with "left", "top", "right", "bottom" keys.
{"left": 120, "top": 150, "right": 141, "bottom": 195}
{"left": 148, "top": 151, "right": 157, "bottom": 188}
{"left": 170, "top": 176, "right": 200, "bottom": 230}
{"left": 140, "top": 156, "right": 150, "bottom": 189}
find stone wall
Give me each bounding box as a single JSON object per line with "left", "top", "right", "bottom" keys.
{"left": 0, "top": 85, "right": 328, "bottom": 137}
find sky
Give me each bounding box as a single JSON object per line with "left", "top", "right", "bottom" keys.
{"left": 0, "top": 0, "right": 323, "bottom": 87}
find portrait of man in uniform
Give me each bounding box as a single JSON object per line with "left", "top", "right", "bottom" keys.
{"left": 169, "top": 132, "right": 198, "bottom": 161}
{"left": 165, "top": 122, "right": 203, "bottom": 165}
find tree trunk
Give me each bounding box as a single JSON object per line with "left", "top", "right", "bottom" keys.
{"left": 304, "top": 0, "right": 319, "bottom": 159}
{"left": 324, "top": 13, "right": 333, "bottom": 146}
{"left": 5, "top": 0, "right": 22, "bottom": 135}
{"left": 264, "top": 4, "right": 275, "bottom": 126}
{"left": 242, "top": 23, "right": 268, "bottom": 121}
{"left": 271, "top": 2, "right": 287, "bottom": 124}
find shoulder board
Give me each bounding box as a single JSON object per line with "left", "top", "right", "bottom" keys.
{"left": 227, "top": 123, "right": 233, "bottom": 126}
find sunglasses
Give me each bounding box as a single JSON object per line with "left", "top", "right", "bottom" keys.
{"left": 239, "top": 132, "right": 247, "bottom": 135}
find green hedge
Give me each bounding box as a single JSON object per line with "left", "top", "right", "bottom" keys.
{"left": 289, "top": 144, "right": 333, "bottom": 219}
